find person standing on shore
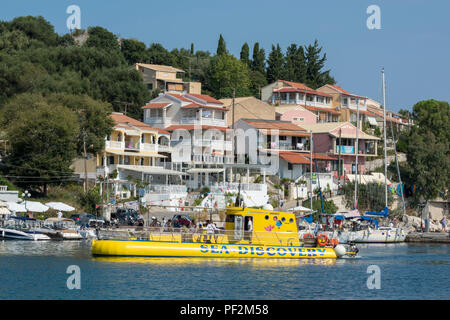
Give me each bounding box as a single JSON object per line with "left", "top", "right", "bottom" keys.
{"left": 440, "top": 216, "right": 447, "bottom": 232}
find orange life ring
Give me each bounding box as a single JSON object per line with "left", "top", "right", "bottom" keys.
{"left": 303, "top": 233, "right": 314, "bottom": 239}
{"left": 329, "top": 238, "right": 339, "bottom": 247}
{"left": 317, "top": 234, "right": 329, "bottom": 247}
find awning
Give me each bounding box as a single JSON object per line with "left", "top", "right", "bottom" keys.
{"left": 116, "top": 165, "right": 188, "bottom": 175}
{"left": 186, "top": 168, "right": 225, "bottom": 173}
{"left": 45, "top": 202, "right": 75, "bottom": 212}
{"left": 367, "top": 116, "right": 378, "bottom": 126}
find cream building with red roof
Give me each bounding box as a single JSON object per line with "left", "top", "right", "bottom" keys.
{"left": 261, "top": 80, "right": 341, "bottom": 123}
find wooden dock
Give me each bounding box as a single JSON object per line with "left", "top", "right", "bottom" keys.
{"left": 406, "top": 232, "right": 450, "bottom": 243}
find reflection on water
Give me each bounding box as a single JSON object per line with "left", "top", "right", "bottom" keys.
{"left": 0, "top": 240, "right": 449, "bottom": 299}
{"left": 92, "top": 256, "right": 337, "bottom": 267}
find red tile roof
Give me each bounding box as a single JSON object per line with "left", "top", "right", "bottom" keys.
{"left": 279, "top": 152, "right": 337, "bottom": 164}
{"left": 326, "top": 84, "right": 367, "bottom": 100}
{"left": 185, "top": 93, "right": 223, "bottom": 105}
{"left": 304, "top": 106, "right": 341, "bottom": 115}
{"left": 276, "top": 80, "right": 333, "bottom": 97}
{"left": 279, "top": 152, "right": 311, "bottom": 164}
{"left": 244, "top": 119, "right": 306, "bottom": 131}
{"left": 166, "top": 93, "right": 193, "bottom": 102}
{"left": 141, "top": 103, "right": 171, "bottom": 109}
{"left": 182, "top": 103, "right": 229, "bottom": 111}
{"left": 110, "top": 113, "right": 170, "bottom": 134}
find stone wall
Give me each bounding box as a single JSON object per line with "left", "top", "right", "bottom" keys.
{"left": 365, "top": 153, "right": 406, "bottom": 171}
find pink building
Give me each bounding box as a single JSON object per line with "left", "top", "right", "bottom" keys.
{"left": 280, "top": 108, "right": 317, "bottom": 125}
{"left": 300, "top": 122, "right": 380, "bottom": 176}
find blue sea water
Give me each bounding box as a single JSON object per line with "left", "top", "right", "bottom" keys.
{"left": 0, "top": 240, "right": 449, "bottom": 300}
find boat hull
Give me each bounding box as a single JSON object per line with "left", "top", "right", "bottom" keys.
{"left": 0, "top": 228, "right": 51, "bottom": 241}
{"left": 92, "top": 240, "right": 338, "bottom": 259}
{"left": 337, "top": 228, "right": 406, "bottom": 244}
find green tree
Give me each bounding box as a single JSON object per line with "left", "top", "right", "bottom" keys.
{"left": 146, "top": 43, "right": 174, "bottom": 65}
{"left": 283, "top": 44, "right": 306, "bottom": 83}
{"left": 240, "top": 42, "right": 250, "bottom": 67}
{"left": 266, "top": 44, "right": 284, "bottom": 83}
{"left": 205, "top": 53, "right": 251, "bottom": 98}
{"left": 46, "top": 93, "right": 114, "bottom": 155}
{"left": 216, "top": 34, "right": 227, "bottom": 55}
{"left": 87, "top": 67, "right": 150, "bottom": 119}
{"left": 342, "top": 181, "right": 393, "bottom": 212}
{"left": 249, "top": 70, "right": 267, "bottom": 99}
{"left": 304, "top": 40, "right": 335, "bottom": 88}
{"left": 403, "top": 100, "right": 450, "bottom": 201}
{"left": 303, "top": 199, "right": 338, "bottom": 221}
{"left": 0, "top": 93, "right": 79, "bottom": 196}
{"left": 251, "top": 42, "right": 265, "bottom": 74}
{"left": 9, "top": 16, "right": 58, "bottom": 46}
{"left": 85, "top": 26, "right": 120, "bottom": 52}
{"left": 121, "top": 38, "right": 147, "bottom": 65}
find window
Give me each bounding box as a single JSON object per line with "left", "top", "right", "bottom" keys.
{"left": 306, "top": 95, "right": 314, "bottom": 102}
{"left": 288, "top": 163, "right": 293, "bottom": 170}
{"left": 317, "top": 96, "right": 324, "bottom": 103}
{"left": 342, "top": 98, "right": 348, "bottom": 105}
{"left": 202, "top": 110, "right": 212, "bottom": 118}
{"left": 326, "top": 97, "right": 331, "bottom": 104}
{"left": 147, "top": 83, "right": 153, "bottom": 90}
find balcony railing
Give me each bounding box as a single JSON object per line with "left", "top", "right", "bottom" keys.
{"left": 336, "top": 145, "right": 355, "bottom": 154}
{"left": 105, "top": 141, "right": 124, "bottom": 149}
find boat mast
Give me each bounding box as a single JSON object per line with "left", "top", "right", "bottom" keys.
{"left": 382, "top": 69, "right": 388, "bottom": 208}
{"left": 354, "top": 98, "right": 359, "bottom": 209}
{"left": 310, "top": 130, "right": 313, "bottom": 213}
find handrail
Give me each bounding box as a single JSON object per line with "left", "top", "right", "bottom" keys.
{"left": 97, "top": 227, "right": 301, "bottom": 245}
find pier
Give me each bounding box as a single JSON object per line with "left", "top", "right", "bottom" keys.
{"left": 405, "top": 232, "right": 450, "bottom": 243}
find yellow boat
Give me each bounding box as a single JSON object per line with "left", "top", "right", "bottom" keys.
{"left": 92, "top": 207, "right": 347, "bottom": 259}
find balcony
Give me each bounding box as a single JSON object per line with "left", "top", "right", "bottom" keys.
{"left": 144, "top": 117, "right": 171, "bottom": 126}
{"left": 192, "top": 154, "right": 234, "bottom": 164}
{"left": 105, "top": 141, "right": 124, "bottom": 149}
{"left": 124, "top": 141, "right": 140, "bottom": 151}
{"left": 180, "top": 117, "right": 226, "bottom": 127}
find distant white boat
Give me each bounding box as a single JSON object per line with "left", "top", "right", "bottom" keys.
{"left": 0, "top": 225, "right": 51, "bottom": 241}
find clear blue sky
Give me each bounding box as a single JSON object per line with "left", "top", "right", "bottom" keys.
{"left": 1, "top": 0, "right": 449, "bottom": 111}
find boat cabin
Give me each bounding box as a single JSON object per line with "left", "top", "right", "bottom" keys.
{"left": 224, "top": 207, "right": 300, "bottom": 246}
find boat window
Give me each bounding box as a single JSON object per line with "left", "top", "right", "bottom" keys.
{"left": 225, "top": 215, "right": 235, "bottom": 223}
{"left": 281, "top": 217, "right": 286, "bottom": 222}
{"left": 265, "top": 215, "right": 269, "bottom": 220}
{"left": 234, "top": 215, "right": 243, "bottom": 241}
{"left": 289, "top": 218, "right": 294, "bottom": 223}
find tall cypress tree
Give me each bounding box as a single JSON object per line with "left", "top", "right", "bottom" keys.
{"left": 216, "top": 34, "right": 227, "bottom": 55}
{"left": 266, "top": 44, "right": 284, "bottom": 83}
{"left": 190, "top": 43, "right": 194, "bottom": 55}
{"left": 283, "top": 44, "right": 306, "bottom": 83}
{"left": 240, "top": 42, "right": 250, "bottom": 67}
{"left": 251, "top": 42, "right": 266, "bottom": 74}
{"left": 304, "top": 40, "right": 335, "bottom": 88}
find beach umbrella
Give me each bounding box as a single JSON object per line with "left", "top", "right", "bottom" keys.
{"left": 45, "top": 202, "right": 75, "bottom": 212}
{"left": 6, "top": 202, "right": 27, "bottom": 213}
{"left": 22, "top": 201, "right": 49, "bottom": 213}
{"left": 0, "top": 201, "right": 10, "bottom": 216}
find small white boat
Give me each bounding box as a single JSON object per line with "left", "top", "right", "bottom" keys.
{"left": 0, "top": 225, "right": 51, "bottom": 241}
{"left": 44, "top": 218, "right": 83, "bottom": 240}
